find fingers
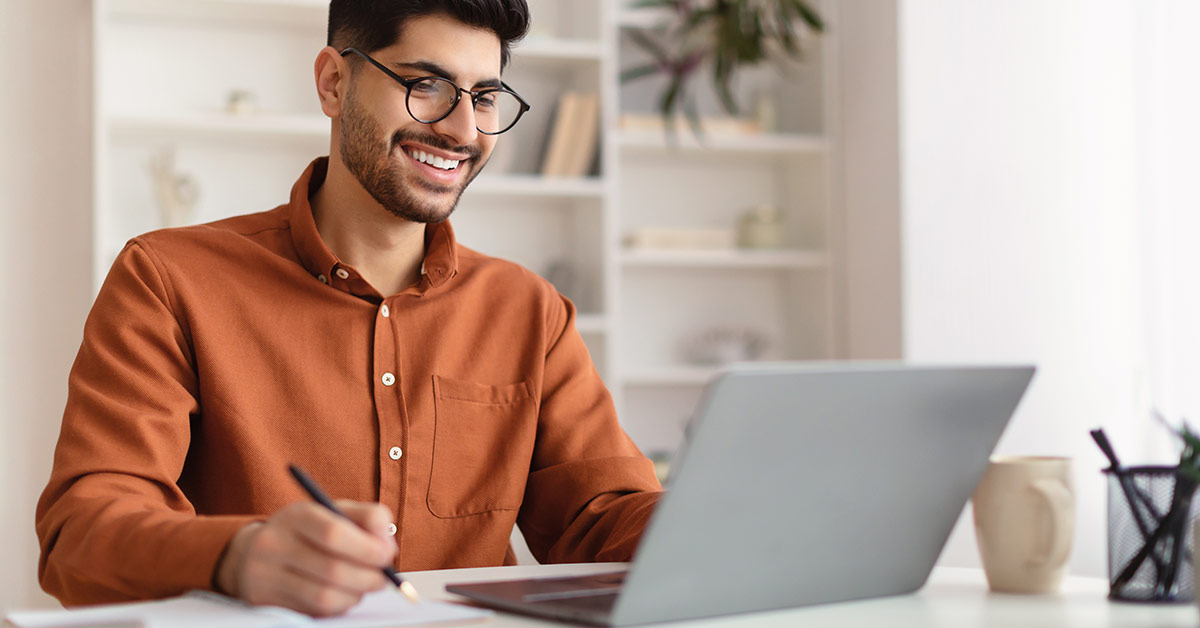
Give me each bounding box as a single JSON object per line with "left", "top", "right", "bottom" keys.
{"left": 256, "top": 563, "right": 365, "bottom": 617}
{"left": 337, "top": 500, "right": 396, "bottom": 542}
{"left": 285, "top": 502, "right": 396, "bottom": 567}
{"left": 233, "top": 501, "right": 399, "bottom": 617}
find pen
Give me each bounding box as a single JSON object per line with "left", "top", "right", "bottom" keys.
{"left": 287, "top": 464, "right": 420, "bottom": 604}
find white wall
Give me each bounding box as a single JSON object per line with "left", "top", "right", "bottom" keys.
{"left": 0, "top": 0, "right": 94, "bottom": 613}
{"left": 901, "top": 0, "right": 1162, "bottom": 577}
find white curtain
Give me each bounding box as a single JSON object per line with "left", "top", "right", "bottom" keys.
{"left": 1137, "top": 1, "right": 1200, "bottom": 459}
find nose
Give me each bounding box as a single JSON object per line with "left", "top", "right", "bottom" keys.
{"left": 429, "top": 93, "right": 479, "bottom": 146}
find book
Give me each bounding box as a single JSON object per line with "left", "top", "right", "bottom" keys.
{"left": 4, "top": 590, "right": 491, "bottom": 628}
{"left": 561, "top": 92, "right": 599, "bottom": 177}
{"left": 539, "top": 91, "right": 581, "bottom": 177}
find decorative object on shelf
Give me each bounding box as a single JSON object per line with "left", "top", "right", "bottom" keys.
{"left": 540, "top": 91, "right": 600, "bottom": 177}
{"left": 754, "top": 86, "right": 779, "bottom": 133}
{"left": 620, "top": 0, "right": 824, "bottom": 132}
{"left": 680, "top": 326, "right": 768, "bottom": 365}
{"left": 147, "top": 147, "right": 200, "bottom": 229}
{"left": 737, "top": 205, "right": 785, "bottom": 249}
{"left": 624, "top": 227, "right": 736, "bottom": 250}
{"left": 226, "top": 89, "right": 258, "bottom": 115}
{"left": 1092, "top": 419, "right": 1200, "bottom": 602}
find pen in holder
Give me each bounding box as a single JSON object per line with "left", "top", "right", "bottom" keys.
{"left": 1104, "top": 465, "right": 1200, "bottom": 602}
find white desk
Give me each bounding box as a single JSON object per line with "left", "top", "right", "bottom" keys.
{"left": 406, "top": 563, "right": 1200, "bottom": 627}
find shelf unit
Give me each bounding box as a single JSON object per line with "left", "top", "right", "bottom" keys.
{"left": 91, "top": 0, "right": 842, "bottom": 459}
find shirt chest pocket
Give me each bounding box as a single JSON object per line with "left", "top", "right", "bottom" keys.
{"left": 427, "top": 375, "right": 538, "bottom": 518}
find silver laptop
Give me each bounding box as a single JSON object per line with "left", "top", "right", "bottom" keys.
{"left": 446, "top": 362, "right": 1035, "bottom": 626}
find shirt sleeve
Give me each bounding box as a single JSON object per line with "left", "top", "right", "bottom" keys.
{"left": 36, "top": 240, "right": 258, "bottom": 606}
{"left": 517, "top": 292, "right": 664, "bottom": 563}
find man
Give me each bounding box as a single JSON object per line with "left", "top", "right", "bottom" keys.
{"left": 36, "top": 0, "right": 662, "bottom": 617}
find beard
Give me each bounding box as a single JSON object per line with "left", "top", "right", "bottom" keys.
{"left": 339, "top": 87, "right": 485, "bottom": 224}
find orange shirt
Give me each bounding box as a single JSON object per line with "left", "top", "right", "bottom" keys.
{"left": 36, "top": 158, "right": 662, "bottom": 606}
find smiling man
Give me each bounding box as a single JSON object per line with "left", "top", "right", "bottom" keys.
{"left": 35, "top": 0, "right": 663, "bottom": 618}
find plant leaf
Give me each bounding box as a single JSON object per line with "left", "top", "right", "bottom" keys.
{"left": 620, "top": 62, "right": 665, "bottom": 84}
{"left": 626, "top": 27, "right": 672, "bottom": 66}
{"left": 789, "top": 0, "right": 825, "bottom": 32}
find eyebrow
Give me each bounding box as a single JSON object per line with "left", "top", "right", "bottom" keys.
{"left": 393, "top": 60, "right": 503, "bottom": 90}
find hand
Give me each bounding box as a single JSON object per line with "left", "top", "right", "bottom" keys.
{"left": 216, "top": 501, "right": 397, "bottom": 616}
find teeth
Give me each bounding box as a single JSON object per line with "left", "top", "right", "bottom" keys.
{"left": 409, "top": 149, "right": 460, "bottom": 171}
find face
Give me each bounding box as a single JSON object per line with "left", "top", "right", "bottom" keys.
{"left": 337, "top": 14, "right": 502, "bottom": 223}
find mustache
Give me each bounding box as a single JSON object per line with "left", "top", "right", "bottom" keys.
{"left": 390, "top": 129, "right": 482, "bottom": 160}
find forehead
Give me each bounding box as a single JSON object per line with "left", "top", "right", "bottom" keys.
{"left": 383, "top": 13, "right": 502, "bottom": 81}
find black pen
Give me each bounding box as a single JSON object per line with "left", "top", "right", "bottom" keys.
{"left": 288, "top": 464, "right": 420, "bottom": 604}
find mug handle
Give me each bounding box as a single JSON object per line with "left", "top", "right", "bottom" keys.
{"left": 1028, "top": 479, "right": 1074, "bottom": 568}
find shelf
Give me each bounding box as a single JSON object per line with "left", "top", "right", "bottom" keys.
{"left": 514, "top": 38, "right": 604, "bottom": 62}
{"left": 616, "top": 130, "right": 829, "bottom": 156}
{"left": 464, "top": 175, "right": 605, "bottom": 200}
{"left": 621, "top": 248, "right": 829, "bottom": 270}
{"left": 109, "top": 112, "right": 328, "bottom": 141}
{"left": 107, "top": 0, "right": 327, "bottom": 28}
{"left": 623, "top": 366, "right": 717, "bottom": 387}
{"left": 616, "top": 9, "right": 675, "bottom": 30}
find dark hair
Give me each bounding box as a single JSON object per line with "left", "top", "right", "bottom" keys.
{"left": 328, "top": 0, "right": 530, "bottom": 70}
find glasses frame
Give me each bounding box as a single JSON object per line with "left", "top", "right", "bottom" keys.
{"left": 339, "top": 47, "right": 531, "bottom": 135}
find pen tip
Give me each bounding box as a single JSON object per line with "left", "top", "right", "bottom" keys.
{"left": 400, "top": 580, "right": 420, "bottom": 604}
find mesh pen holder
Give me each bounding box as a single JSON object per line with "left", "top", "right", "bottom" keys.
{"left": 1105, "top": 465, "right": 1200, "bottom": 602}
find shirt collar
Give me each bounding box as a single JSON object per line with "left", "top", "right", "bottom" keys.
{"left": 288, "top": 157, "right": 460, "bottom": 297}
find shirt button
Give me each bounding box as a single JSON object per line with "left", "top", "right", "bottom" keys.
{"left": 389, "top": 447, "right": 403, "bottom": 460}
{"left": 382, "top": 372, "right": 396, "bottom": 386}
{"left": 335, "top": 268, "right": 350, "bottom": 280}
{"left": 381, "top": 304, "right": 390, "bottom": 318}
{"left": 387, "top": 523, "right": 397, "bottom": 536}
{"left": 317, "top": 274, "right": 328, "bottom": 284}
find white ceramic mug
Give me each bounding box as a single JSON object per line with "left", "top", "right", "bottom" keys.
{"left": 972, "top": 456, "right": 1075, "bottom": 593}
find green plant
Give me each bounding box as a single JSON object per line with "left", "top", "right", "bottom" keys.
{"left": 620, "top": 0, "right": 825, "bottom": 132}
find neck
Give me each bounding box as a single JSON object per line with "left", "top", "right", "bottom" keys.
{"left": 311, "top": 156, "right": 427, "bottom": 296}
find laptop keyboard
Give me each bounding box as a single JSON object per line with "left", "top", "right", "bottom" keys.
{"left": 520, "top": 572, "right": 626, "bottom": 602}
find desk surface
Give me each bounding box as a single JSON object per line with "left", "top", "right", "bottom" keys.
{"left": 406, "top": 563, "right": 1199, "bottom": 627}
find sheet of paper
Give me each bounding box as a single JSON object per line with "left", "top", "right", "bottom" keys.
{"left": 5, "top": 590, "right": 490, "bottom": 628}
{"left": 4, "top": 593, "right": 301, "bottom": 628}
{"left": 315, "top": 590, "right": 492, "bottom": 627}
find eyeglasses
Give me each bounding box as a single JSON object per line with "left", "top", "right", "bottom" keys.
{"left": 340, "top": 47, "right": 531, "bottom": 135}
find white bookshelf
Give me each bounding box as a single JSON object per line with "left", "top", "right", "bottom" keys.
{"left": 616, "top": 130, "right": 829, "bottom": 155}
{"left": 91, "top": 0, "right": 844, "bottom": 460}
{"left": 620, "top": 248, "right": 829, "bottom": 270}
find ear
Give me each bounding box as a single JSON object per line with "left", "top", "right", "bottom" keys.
{"left": 314, "top": 46, "right": 348, "bottom": 118}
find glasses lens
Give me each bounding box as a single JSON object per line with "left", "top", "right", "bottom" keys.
{"left": 406, "top": 77, "right": 525, "bottom": 134}
{"left": 473, "top": 90, "right": 523, "bottom": 134}
{"left": 406, "top": 77, "right": 459, "bottom": 123}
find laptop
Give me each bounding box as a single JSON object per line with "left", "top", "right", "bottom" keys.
{"left": 446, "top": 362, "right": 1035, "bottom": 626}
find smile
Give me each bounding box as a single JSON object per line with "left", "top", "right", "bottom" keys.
{"left": 407, "top": 149, "right": 461, "bottom": 171}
